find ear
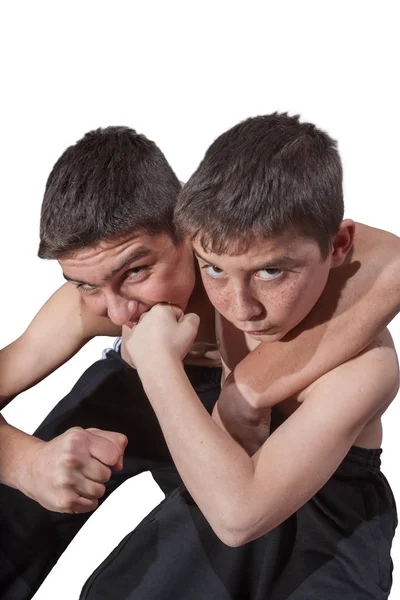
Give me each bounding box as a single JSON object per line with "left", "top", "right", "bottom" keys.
{"left": 330, "top": 219, "right": 355, "bottom": 267}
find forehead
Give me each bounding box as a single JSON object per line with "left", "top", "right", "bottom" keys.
{"left": 193, "top": 230, "right": 322, "bottom": 266}
{"left": 59, "top": 232, "right": 176, "bottom": 280}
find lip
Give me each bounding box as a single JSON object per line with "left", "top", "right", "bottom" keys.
{"left": 246, "top": 330, "right": 271, "bottom": 335}
{"left": 125, "top": 321, "right": 138, "bottom": 330}
{"left": 241, "top": 327, "right": 273, "bottom": 335}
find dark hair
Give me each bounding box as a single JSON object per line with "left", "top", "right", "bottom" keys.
{"left": 175, "top": 112, "right": 344, "bottom": 259}
{"left": 38, "top": 126, "right": 181, "bottom": 258}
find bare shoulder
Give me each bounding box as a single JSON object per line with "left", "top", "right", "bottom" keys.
{"left": 301, "top": 328, "right": 399, "bottom": 420}
{"left": 19, "top": 282, "right": 121, "bottom": 353}
{"left": 51, "top": 283, "right": 121, "bottom": 338}
{"left": 353, "top": 223, "right": 400, "bottom": 273}
{"left": 354, "top": 222, "right": 400, "bottom": 250}
{"left": 0, "top": 284, "right": 120, "bottom": 404}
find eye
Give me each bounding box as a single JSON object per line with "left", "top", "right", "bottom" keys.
{"left": 125, "top": 266, "right": 149, "bottom": 280}
{"left": 76, "top": 283, "right": 97, "bottom": 294}
{"left": 256, "top": 268, "right": 283, "bottom": 280}
{"left": 202, "top": 264, "right": 226, "bottom": 279}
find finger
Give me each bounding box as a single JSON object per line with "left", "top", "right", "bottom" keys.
{"left": 152, "top": 303, "right": 184, "bottom": 322}
{"left": 80, "top": 457, "right": 112, "bottom": 484}
{"left": 183, "top": 312, "right": 200, "bottom": 327}
{"left": 183, "top": 312, "right": 200, "bottom": 336}
{"left": 86, "top": 429, "right": 128, "bottom": 456}
{"left": 114, "top": 453, "right": 124, "bottom": 471}
{"left": 70, "top": 496, "right": 99, "bottom": 514}
{"left": 86, "top": 430, "right": 124, "bottom": 467}
{"left": 73, "top": 477, "right": 106, "bottom": 501}
{"left": 87, "top": 429, "right": 127, "bottom": 470}
{"left": 137, "top": 311, "right": 149, "bottom": 324}
{"left": 53, "top": 489, "right": 99, "bottom": 514}
{"left": 169, "top": 304, "right": 184, "bottom": 322}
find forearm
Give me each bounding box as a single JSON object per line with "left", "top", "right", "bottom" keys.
{"left": 236, "top": 250, "right": 400, "bottom": 409}
{"left": 140, "top": 358, "right": 256, "bottom": 542}
{"left": 232, "top": 225, "right": 400, "bottom": 409}
{"left": 0, "top": 414, "right": 42, "bottom": 491}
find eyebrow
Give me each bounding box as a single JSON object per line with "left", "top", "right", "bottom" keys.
{"left": 193, "top": 249, "right": 297, "bottom": 269}
{"left": 63, "top": 247, "right": 153, "bottom": 287}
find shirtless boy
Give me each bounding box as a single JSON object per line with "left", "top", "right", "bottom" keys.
{"left": 0, "top": 123, "right": 399, "bottom": 599}
{"left": 118, "top": 113, "right": 400, "bottom": 598}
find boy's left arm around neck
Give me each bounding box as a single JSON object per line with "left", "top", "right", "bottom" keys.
{"left": 221, "top": 223, "right": 400, "bottom": 415}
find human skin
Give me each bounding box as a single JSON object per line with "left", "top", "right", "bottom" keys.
{"left": 124, "top": 224, "right": 399, "bottom": 545}
{"left": 1, "top": 224, "right": 399, "bottom": 512}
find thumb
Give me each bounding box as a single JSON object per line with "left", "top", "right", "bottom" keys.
{"left": 86, "top": 428, "right": 128, "bottom": 470}
{"left": 182, "top": 312, "right": 200, "bottom": 341}
{"left": 163, "top": 303, "right": 184, "bottom": 322}
{"left": 183, "top": 312, "right": 200, "bottom": 330}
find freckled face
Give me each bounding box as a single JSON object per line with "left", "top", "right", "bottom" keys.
{"left": 59, "top": 233, "right": 196, "bottom": 328}
{"left": 193, "top": 230, "right": 334, "bottom": 342}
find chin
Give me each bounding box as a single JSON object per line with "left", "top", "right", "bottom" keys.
{"left": 247, "top": 331, "right": 284, "bottom": 342}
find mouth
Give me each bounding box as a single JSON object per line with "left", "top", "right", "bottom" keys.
{"left": 245, "top": 329, "right": 271, "bottom": 336}
{"left": 125, "top": 321, "right": 138, "bottom": 330}
{"left": 241, "top": 325, "right": 275, "bottom": 336}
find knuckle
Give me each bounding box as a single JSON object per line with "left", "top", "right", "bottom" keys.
{"left": 58, "top": 492, "right": 76, "bottom": 512}
{"left": 93, "top": 483, "right": 106, "bottom": 499}
{"left": 88, "top": 499, "right": 99, "bottom": 511}
{"left": 77, "top": 498, "right": 98, "bottom": 513}
{"left": 64, "top": 427, "right": 87, "bottom": 448}
{"left": 54, "top": 471, "right": 74, "bottom": 489}
{"left": 59, "top": 453, "right": 80, "bottom": 471}
{"left": 118, "top": 434, "right": 128, "bottom": 447}
{"left": 99, "top": 467, "right": 112, "bottom": 483}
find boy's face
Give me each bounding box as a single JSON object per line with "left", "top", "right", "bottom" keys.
{"left": 59, "top": 232, "right": 196, "bottom": 328}
{"left": 193, "top": 229, "right": 334, "bottom": 342}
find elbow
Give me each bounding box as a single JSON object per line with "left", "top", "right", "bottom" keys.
{"left": 213, "top": 511, "right": 272, "bottom": 548}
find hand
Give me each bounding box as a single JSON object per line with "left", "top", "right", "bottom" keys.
{"left": 18, "top": 427, "right": 127, "bottom": 513}
{"left": 125, "top": 304, "right": 200, "bottom": 369}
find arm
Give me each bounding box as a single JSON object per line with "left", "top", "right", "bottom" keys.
{"left": 0, "top": 282, "right": 121, "bottom": 407}
{"left": 220, "top": 224, "right": 400, "bottom": 411}
{"left": 215, "top": 224, "right": 400, "bottom": 450}
{"left": 126, "top": 306, "right": 399, "bottom": 546}
{"left": 0, "top": 283, "right": 123, "bottom": 511}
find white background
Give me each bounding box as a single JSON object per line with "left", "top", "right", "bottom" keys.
{"left": 0, "top": 1, "right": 399, "bottom": 598}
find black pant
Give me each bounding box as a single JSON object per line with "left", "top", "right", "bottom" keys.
{"left": 80, "top": 446, "right": 397, "bottom": 600}
{"left": 0, "top": 348, "right": 222, "bottom": 599}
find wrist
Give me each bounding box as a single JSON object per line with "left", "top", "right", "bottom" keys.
{"left": 0, "top": 422, "right": 44, "bottom": 493}
{"left": 138, "top": 355, "right": 186, "bottom": 399}
{"left": 136, "top": 350, "right": 183, "bottom": 378}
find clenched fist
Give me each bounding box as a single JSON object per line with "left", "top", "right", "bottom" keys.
{"left": 18, "top": 427, "right": 127, "bottom": 513}
{"left": 125, "top": 304, "right": 200, "bottom": 369}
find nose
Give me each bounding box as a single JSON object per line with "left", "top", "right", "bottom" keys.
{"left": 104, "top": 293, "right": 139, "bottom": 326}
{"left": 231, "top": 285, "right": 263, "bottom": 322}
